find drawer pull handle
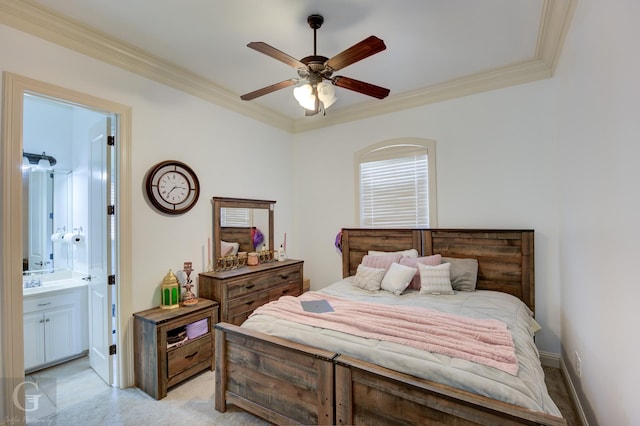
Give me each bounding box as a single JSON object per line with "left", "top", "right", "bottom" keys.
{"left": 246, "top": 301, "right": 255, "bottom": 306}
{"left": 281, "top": 289, "right": 289, "bottom": 294}
{"left": 279, "top": 274, "right": 290, "bottom": 280}
{"left": 37, "top": 302, "right": 51, "bottom": 307}
{"left": 184, "top": 351, "right": 198, "bottom": 360}
{"left": 245, "top": 284, "right": 255, "bottom": 290}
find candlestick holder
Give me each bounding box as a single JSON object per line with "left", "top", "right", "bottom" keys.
{"left": 182, "top": 261, "right": 198, "bottom": 306}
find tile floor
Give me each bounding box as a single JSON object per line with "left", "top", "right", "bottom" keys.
{"left": 23, "top": 357, "right": 581, "bottom": 425}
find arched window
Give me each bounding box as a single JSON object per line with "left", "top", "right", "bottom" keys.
{"left": 356, "top": 138, "right": 437, "bottom": 228}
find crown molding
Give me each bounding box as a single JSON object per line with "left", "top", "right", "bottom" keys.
{"left": 0, "top": 0, "right": 574, "bottom": 134}
{"left": 0, "top": 0, "right": 293, "bottom": 132}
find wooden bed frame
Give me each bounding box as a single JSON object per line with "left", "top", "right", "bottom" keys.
{"left": 214, "top": 228, "right": 566, "bottom": 425}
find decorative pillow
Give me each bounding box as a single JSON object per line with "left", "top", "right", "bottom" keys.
{"left": 399, "top": 254, "right": 443, "bottom": 290}
{"left": 368, "top": 248, "right": 419, "bottom": 258}
{"left": 221, "top": 240, "right": 240, "bottom": 257}
{"left": 380, "top": 262, "right": 417, "bottom": 295}
{"left": 353, "top": 264, "right": 386, "bottom": 291}
{"left": 418, "top": 263, "right": 454, "bottom": 295}
{"left": 441, "top": 257, "right": 479, "bottom": 291}
{"left": 361, "top": 253, "right": 402, "bottom": 271}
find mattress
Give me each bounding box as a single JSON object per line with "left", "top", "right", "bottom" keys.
{"left": 242, "top": 277, "right": 562, "bottom": 417}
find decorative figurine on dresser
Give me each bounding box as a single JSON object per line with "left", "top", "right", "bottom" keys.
{"left": 198, "top": 197, "right": 304, "bottom": 325}
{"left": 133, "top": 264, "right": 218, "bottom": 399}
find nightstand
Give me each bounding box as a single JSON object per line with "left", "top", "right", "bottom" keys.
{"left": 133, "top": 298, "right": 218, "bottom": 399}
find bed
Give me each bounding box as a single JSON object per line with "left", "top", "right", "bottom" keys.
{"left": 214, "top": 228, "right": 566, "bottom": 425}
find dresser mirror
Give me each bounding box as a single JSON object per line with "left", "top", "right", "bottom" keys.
{"left": 211, "top": 197, "right": 275, "bottom": 263}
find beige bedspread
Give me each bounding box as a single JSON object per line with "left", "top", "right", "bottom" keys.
{"left": 242, "top": 278, "right": 562, "bottom": 417}
{"left": 251, "top": 291, "right": 519, "bottom": 374}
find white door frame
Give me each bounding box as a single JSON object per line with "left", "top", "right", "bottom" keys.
{"left": 1, "top": 72, "right": 133, "bottom": 419}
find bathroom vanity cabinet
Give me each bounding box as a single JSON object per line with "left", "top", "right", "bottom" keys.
{"left": 23, "top": 286, "right": 88, "bottom": 372}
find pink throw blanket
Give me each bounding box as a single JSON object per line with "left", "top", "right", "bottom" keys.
{"left": 250, "top": 291, "right": 519, "bottom": 375}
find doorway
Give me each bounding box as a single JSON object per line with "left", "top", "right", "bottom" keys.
{"left": 22, "top": 93, "right": 115, "bottom": 385}
{"left": 1, "top": 72, "right": 133, "bottom": 420}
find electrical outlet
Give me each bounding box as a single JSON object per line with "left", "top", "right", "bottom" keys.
{"left": 575, "top": 351, "right": 582, "bottom": 378}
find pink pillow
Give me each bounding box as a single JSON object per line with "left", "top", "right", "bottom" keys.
{"left": 399, "top": 254, "right": 442, "bottom": 289}
{"left": 361, "top": 253, "right": 402, "bottom": 271}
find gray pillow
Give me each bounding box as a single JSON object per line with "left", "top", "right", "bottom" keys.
{"left": 441, "top": 257, "right": 478, "bottom": 291}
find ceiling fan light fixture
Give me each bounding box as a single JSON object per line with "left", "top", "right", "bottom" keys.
{"left": 293, "top": 82, "right": 337, "bottom": 111}
{"left": 293, "top": 83, "right": 317, "bottom": 110}
{"left": 242, "top": 14, "right": 388, "bottom": 116}
{"left": 317, "top": 82, "right": 337, "bottom": 109}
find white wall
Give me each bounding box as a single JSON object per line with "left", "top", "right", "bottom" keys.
{"left": 0, "top": 23, "right": 295, "bottom": 314}
{"left": 293, "top": 81, "right": 562, "bottom": 354}
{"left": 553, "top": 0, "right": 640, "bottom": 424}
{"left": 8, "top": 2, "right": 640, "bottom": 420}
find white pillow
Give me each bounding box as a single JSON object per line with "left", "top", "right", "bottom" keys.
{"left": 353, "top": 264, "right": 386, "bottom": 291}
{"left": 368, "top": 248, "right": 419, "bottom": 258}
{"left": 418, "top": 262, "right": 454, "bottom": 295}
{"left": 221, "top": 240, "right": 240, "bottom": 256}
{"left": 381, "top": 262, "right": 417, "bottom": 295}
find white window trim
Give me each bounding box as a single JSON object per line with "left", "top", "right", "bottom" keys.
{"left": 355, "top": 138, "right": 438, "bottom": 228}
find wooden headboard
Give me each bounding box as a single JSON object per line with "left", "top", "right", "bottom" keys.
{"left": 219, "top": 227, "right": 254, "bottom": 253}
{"left": 340, "top": 228, "right": 535, "bottom": 312}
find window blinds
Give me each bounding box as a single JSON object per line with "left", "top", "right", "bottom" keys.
{"left": 360, "top": 154, "right": 429, "bottom": 228}
{"left": 220, "top": 208, "right": 251, "bottom": 227}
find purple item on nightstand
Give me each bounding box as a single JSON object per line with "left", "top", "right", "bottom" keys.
{"left": 186, "top": 318, "right": 208, "bottom": 339}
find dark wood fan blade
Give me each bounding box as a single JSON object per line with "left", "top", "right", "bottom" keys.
{"left": 326, "top": 36, "right": 386, "bottom": 71}
{"left": 240, "top": 79, "right": 297, "bottom": 101}
{"left": 332, "top": 76, "right": 390, "bottom": 99}
{"left": 247, "top": 42, "right": 306, "bottom": 69}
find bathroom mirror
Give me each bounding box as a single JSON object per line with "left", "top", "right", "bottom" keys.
{"left": 211, "top": 197, "right": 274, "bottom": 263}
{"left": 22, "top": 168, "right": 73, "bottom": 272}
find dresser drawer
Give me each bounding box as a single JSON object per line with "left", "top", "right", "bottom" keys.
{"left": 226, "top": 266, "right": 302, "bottom": 300}
{"left": 228, "top": 311, "right": 252, "bottom": 326}
{"left": 227, "top": 291, "right": 270, "bottom": 318}
{"left": 167, "top": 337, "right": 212, "bottom": 378}
{"left": 269, "top": 282, "right": 302, "bottom": 301}
{"left": 226, "top": 274, "right": 272, "bottom": 299}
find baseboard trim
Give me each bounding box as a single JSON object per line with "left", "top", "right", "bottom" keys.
{"left": 539, "top": 350, "right": 561, "bottom": 368}
{"left": 559, "top": 356, "right": 589, "bottom": 426}
{"left": 542, "top": 351, "right": 589, "bottom": 425}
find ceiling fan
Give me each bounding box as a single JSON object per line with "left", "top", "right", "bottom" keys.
{"left": 240, "top": 14, "right": 390, "bottom": 116}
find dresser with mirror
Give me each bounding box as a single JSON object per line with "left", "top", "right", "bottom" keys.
{"left": 198, "top": 197, "right": 303, "bottom": 325}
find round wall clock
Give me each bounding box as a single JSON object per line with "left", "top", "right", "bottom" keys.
{"left": 145, "top": 160, "right": 200, "bottom": 215}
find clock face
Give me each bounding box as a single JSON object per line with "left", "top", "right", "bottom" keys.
{"left": 145, "top": 161, "right": 200, "bottom": 215}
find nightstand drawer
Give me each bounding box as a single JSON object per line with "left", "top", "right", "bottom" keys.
{"left": 167, "top": 337, "right": 212, "bottom": 378}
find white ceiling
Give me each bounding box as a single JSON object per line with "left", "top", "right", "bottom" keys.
{"left": 2, "top": 0, "right": 574, "bottom": 132}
